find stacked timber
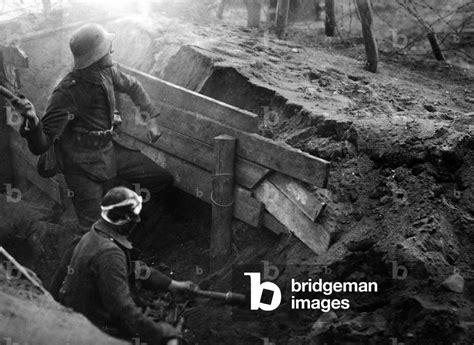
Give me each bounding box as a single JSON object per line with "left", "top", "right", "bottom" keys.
{"left": 117, "top": 66, "right": 331, "bottom": 255}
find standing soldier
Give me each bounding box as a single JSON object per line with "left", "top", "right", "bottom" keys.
{"left": 17, "top": 23, "right": 173, "bottom": 293}
{"left": 18, "top": 23, "right": 173, "bottom": 237}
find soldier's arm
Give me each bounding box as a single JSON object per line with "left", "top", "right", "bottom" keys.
{"left": 19, "top": 89, "right": 74, "bottom": 155}
{"left": 93, "top": 248, "right": 179, "bottom": 343}
{"left": 134, "top": 260, "right": 197, "bottom": 292}
{"left": 134, "top": 260, "right": 172, "bottom": 291}
{"left": 111, "top": 63, "right": 158, "bottom": 117}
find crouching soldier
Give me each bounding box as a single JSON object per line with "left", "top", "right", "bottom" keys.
{"left": 58, "top": 186, "right": 195, "bottom": 344}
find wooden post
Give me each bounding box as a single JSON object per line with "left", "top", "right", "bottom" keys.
{"left": 325, "top": 0, "right": 336, "bottom": 36}
{"left": 355, "top": 0, "right": 378, "bottom": 73}
{"left": 244, "top": 0, "right": 262, "bottom": 28}
{"left": 210, "top": 135, "right": 236, "bottom": 273}
{"left": 275, "top": 0, "right": 290, "bottom": 39}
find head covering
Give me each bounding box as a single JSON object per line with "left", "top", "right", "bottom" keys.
{"left": 101, "top": 187, "right": 143, "bottom": 226}
{"left": 69, "top": 23, "right": 115, "bottom": 69}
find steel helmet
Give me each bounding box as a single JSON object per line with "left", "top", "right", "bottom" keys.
{"left": 69, "top": 23, "right": 115, "bottom": 70}
{"left": 101, "top": 187, "right": 143, "bottom": 226}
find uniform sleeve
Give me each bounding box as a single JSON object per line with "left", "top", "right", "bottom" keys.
{"left": 111, "top": 64, "right": 158, "bottom": 116}
{"left": 20, "top": 88, "right": 74, "bottom": 155}
{"left": 133, "top": 260, "right": 172, "bottom": 291}
{"left": 92, "top": 248, "right": 166, "bottom": 344}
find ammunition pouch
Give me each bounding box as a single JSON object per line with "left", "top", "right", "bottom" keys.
{"left": 72, "top": 127, "right": 116, "bottom": 149}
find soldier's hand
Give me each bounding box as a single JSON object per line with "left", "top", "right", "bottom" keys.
{"left": 168, "top": 280, "right": 198, "bottom": 293}
{"left": 156, "top": 321, "right": 182, "bottom": 340}
{"left": 16, "top": 95, "right": 39, "bottom": 130}
{"left": 147, "top": 116, "right": 162, "bottom": 143}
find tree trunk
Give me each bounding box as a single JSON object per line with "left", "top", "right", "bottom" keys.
{"left": 427, "top": 31, "right": 445, "bottom": 61}
{"left": 355, "top": 0, "right": 378, "bottom": 73}
{"left": 275, "top": 0, "right": 290, "bottom": 39}
{"left": 217, "top": 0, "right": 229, "bottom": 19}
{"left": 314, "top": 0, "right": 323, "bottom": 20}
{"left": 42, "top": 0, "right": 51, "bottom": 16}
{"left": 244, "top": 0, "right": 262, "bottom": 28}
{"left": 268, "top": 0, "right": 278, "bottom": 23}
{"left": 324, "top": 0, "right": 336, "bottom": 36}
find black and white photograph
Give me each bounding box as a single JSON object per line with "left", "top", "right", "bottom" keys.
{"left": 0, "top": 0, "right": 473, "bottom": 344}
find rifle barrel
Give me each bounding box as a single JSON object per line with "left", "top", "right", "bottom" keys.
{"left": 0, "top": 86, "right": 18, "bottom": 102}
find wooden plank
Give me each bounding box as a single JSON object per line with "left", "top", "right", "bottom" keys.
{"left": 268, "top": 172, "right": 326, "bottom": 221}
{"left": 154, "top": 102, "right": 330, "bottom": 187}
{"left": 262, "top": 211, "right": 288, "bottom": 235}
{"left": 210, "top": 135, "right": 236, "bottom": 273}
{"left": 254, "top": 180, "right": 330, "bottom": 254}
{"left": 120, "top": 133, "right": 264, "bottom": 228}
{"left": 235, "top": 188, "right": 264, "bottom": 228}
{"left": 120, "top": 66, "right": 259, "bottom": 133}
{"left": 119, "top": 102, "right": 269, "bottom": 189}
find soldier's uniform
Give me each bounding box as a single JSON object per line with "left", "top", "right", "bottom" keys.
{"left": 19, "top": 24, "right": 173, "bottom": 295}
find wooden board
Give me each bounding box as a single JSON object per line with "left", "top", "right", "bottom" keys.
{"left": 120, "top": 133, "right": 264, "bottom": 228}
{"left": 262, "top": 211, "right": 289, "bottom": 235}
{"left": 119, "top": 98, "right": 270, "bottom": 189}
{"left": 254, "top": 180, "right": 330, "bottom": 254}
{"left": 121, "top": 66, "right": 259, "bottom": 133}
{"left": 268, "top": 172, "right": 326, "bottom": 221}
{"left": 155, "top": 102, "right": 330, "bottom": 188}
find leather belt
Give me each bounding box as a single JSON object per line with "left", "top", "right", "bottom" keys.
{"left": 72, "top": 128, "right": 116, "bottom": 148}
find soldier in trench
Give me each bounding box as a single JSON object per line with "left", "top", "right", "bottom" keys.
{"left": 17, "top": 23, "right": 173, "bottom": 294}
{"left": 59, "top": 186, "right": 194, "bottom": 344}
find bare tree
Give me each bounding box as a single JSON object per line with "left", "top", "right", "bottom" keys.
{"left": 275, "top": 0, "right": 290, "bottom": 39}
{"left": 355, "top": 0, "right": 378, "bottom": 72}
{"left": 244, "top": 0, "right": 262, "bottom": 28}
{"left": 42, "top": 0, "right": 51, "bottom": 16}
{"left": 217, "top": 0, "right": 229, "bottom": 19}
{"left": 325, "top": 0, "right": 336, "bottom": 36}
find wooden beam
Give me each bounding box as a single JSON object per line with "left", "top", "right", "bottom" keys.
{"left": 155, "top": 102, "right": 330, "bottom": 187}
{"left": 119, "top": 98, "right": 270, "bottom": 189}
{"left": 268, "top": 172, "right": 326, "bottom": 221}
{"left": 262, "top": 211, "right": 288, "bottom": 235}
{"left": 120, "top": 66, "right": 259, "bottom": 133}
{"left": 120, "top": 133, "right": 265, "bottom": 229}
{"left": 210, "top": 135, "right": 236, "bottom": 272}
{"left": 254, "top": 180, "right": 330, "bottom": 254}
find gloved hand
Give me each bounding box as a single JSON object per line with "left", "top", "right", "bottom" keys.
{"left": 168, "top": 280, "right": 198, "bottom": 293}
{"left": 16, "top": 95, "right": 39, "bottom": 130}
{"left": 147, "top": 115, "right": 162, "bottom": 143}
{"left": 156, "top": 321, "right": 182, "bottom": 341}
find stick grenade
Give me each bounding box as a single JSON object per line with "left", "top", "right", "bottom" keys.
{"left": 193, "top": 287, "right": 246, "bottom": 304}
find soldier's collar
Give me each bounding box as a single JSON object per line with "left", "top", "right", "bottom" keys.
{"left": 70, "top": 68, "right": 106, "bottom": 85}
{"left": 94, "top": 219, "right": 133, "bottom": 249}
